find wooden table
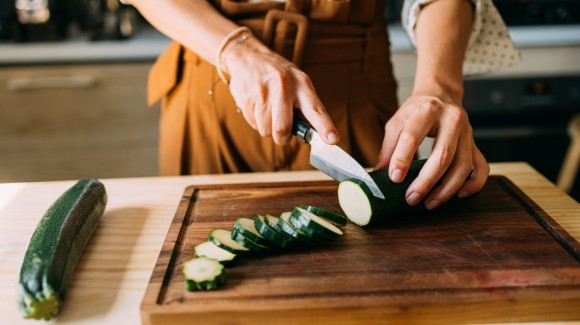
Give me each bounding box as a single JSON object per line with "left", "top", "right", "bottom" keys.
{"left": 0, "top": 163, "right": 578, "bottom": 324}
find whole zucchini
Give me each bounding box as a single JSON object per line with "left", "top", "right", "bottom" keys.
{"left": 18, "top": 179, "right": 107, "bottom": 320}
{"left": 338, "top": 159, "right": 427, "bottom": 226}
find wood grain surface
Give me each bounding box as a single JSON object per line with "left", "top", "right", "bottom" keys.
{"left": 141, "top": 176, "right": 580, "bottom": 325}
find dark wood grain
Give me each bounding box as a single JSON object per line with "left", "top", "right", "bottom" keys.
{"left": 141, "top": 176, "right": 580, "bottom": 324}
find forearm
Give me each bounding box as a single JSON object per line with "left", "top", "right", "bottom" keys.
{"left": 413, "top": 0, "right": 474, "bottom": 103}
{"left": 130, "top": 0, "right": 239, "bottom": 65}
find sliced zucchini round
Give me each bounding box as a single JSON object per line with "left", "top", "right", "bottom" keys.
{"left": 194, "top": 241, "right": 236, "bottom": 265}
{"left": 230, "top": 229, "right": 272, "bottom": 253}
{"left": 265, "top": 214, "right": 300, "bottom": 246}
{"left": 289, "top": 207, "right": 343, "bottom": 240}
{"left": 277, "top": 212, "right": 325, "bottom": 247}
{"left": 300, "top": 205, "right": 348, "bottom": 226}
{"left": 182, "top": 257, "right": 227, "bottom": 291}
{"left": 208, "top": 229, "right": 250, "bottom": 254}
{"left": 254, "top": 215, "right": 291, "bottom": 248}
{"left": 233, "top": 217, "right": 271, "bottom": 246}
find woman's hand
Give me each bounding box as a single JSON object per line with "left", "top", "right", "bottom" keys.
{"left": 374, "top": 93, "right": 489, "bottom": 210}
{"left": 221, "top": 35, "right": 339, "bottom": 146}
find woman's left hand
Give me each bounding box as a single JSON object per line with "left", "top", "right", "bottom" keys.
{"left": 374, "top": 93, "right": 490, "bottom": 210}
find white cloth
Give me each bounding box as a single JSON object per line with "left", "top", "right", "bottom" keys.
{"left": 402, "top": 0, "right": 522, "bottom": 75}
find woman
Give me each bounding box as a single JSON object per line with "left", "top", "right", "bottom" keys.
{"left": 130, "top": 0, "right": 519, "bottom": 210}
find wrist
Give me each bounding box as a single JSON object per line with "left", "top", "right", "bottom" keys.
{"left": 412, "top": 76, "right": 464, "bottom": 104}
{"left": 216, "top": 26, "right": 252, "bottom": 83}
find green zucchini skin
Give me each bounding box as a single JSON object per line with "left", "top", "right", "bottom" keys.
{"left": 18, "top": 179, "right": 107, "bottom": 320}
{"left": 299, "top": 205, "right": 348, "bottom": 227}
{"left": 339, "top": 159, "right": 427, "bottom": 226}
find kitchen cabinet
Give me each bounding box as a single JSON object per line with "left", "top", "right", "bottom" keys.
{"left": 0, "top": 62, "right": 160, "bottom": 183}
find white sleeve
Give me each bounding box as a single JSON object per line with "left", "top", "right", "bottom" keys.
{"left": 401, "top": 0, "right": 522, "bottom": 75}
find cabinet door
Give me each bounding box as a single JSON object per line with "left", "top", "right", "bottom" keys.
{"left": 0, "top": 63, "right": 160, "bottom": 182}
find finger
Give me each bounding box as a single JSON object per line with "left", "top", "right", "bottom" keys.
{"left": 253, "top": 85, "right": 271, "bottom": 137}
{"left": 423, "top": 125, "right": 473, "bottom": 209}
{"left": 254, "top": 102, "right": 272, "bottom": 137}
{"left": 374, "top": 119, "right": 402, "bottom": 170}
{"left": 241, "top": 99, "right": 257, "bottom": 130}
{"left": 294, "top": 72, "right": 339, "bottom": 144}
{"left": 456, "top": 141, "right": 490, "bottom": 198}
{"left": 405, "top": 118, "right": 461, "bottom": 206}
{"left": 388, "top": 103, "right": 439, "bottom": 183}
{"left": 270, "top": 70, "right": 294, "bottom": 145}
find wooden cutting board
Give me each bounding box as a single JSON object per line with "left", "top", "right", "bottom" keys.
{"left": 141, "top": 176, "right": 580, "bottom": 325}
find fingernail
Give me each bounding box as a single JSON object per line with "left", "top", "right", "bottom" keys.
{"left": 407, "top": 192, "right": 421, "bottom": 206}
{"left": 458, "top": 191, "right": 470, "bottom": 199}
{"left": 391, "top": 169, "right": 403, "bottom": 183}
{"left": 326, "top": 132, "right": 338, "bottom": 144}
{"left": 425, "top": 200, "right": 441, "bottom": 210}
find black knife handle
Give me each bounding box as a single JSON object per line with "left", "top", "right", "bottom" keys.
{"left": 292, "top": 115, "right": 313, "bottom": 144}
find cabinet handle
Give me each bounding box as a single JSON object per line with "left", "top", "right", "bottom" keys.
{"left": 7, "top": 75, "right": 98, "bottom": 91}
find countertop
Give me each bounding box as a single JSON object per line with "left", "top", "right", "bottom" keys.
{"left": 0, "top": 24, "right": 579, "bottom": 65}
{"left": 0, "top": 162, "right": 579, "bottom": 324}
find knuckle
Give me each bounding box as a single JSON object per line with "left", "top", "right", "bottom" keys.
{"left": 399, "top": 130, "right": 421, "bottom": 148}
{"left": 421, "top": 98, "right": 443, "bottom": 114}
{"left": 435, "top": 146, "right": 454, "bottom": 167}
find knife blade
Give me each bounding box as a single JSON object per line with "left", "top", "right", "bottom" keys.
{"left": 292, "top": 117, "right": 385, "bottom": 199}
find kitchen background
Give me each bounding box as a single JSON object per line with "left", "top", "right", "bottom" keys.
{"left": 0, "top": 0, "right": 579, "bottom": 200}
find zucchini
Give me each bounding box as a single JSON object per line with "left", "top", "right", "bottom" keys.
{"left": 254, "top": 215, "right": 291, "bottom": 248}
{"left": 18, "top": 179, "right": 107, "bottom": 320}
{"left": 208, "top": 229, "right": 250, "bottom": 254}
{"left": 232, "top": 217, "right": 271, "bottom": 246}
{"left": 289, "top": 207, "right": 343, "bottom": 240}
{"left": 300, "top": 205, "right": 348, "bottom": 226}
{"left": 194, "top": 241, "right": 236, "bottom": 265}
{"left": 338, "top": 159, "right": 427, "bottom": 226}
{"left": 230, "top": 229, "right": 272, "bottom": 253}
{"left": 182, "top": 257, "right": 227, "bottom": 291}
{"left": 277, "top": 212, "right": 326, "bottom": 247}
{"left": 264, "top": 214, "right": 301, "bottom": 247}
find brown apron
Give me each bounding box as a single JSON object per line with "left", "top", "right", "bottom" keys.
{"left": 148, "top": 0, "right": 399, "bottom": 176}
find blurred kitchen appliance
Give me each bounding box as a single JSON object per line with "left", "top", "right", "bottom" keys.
{"left": 0, "top": 0, "right": 16, "bottom": 40}
{"left": 85, "top": 0, "right": 137, "bottom": 40}
{"left": 494, "top": 0, "right": 580, "bottom": 25}
{"left": 463, "top": 75, "right": 580, "bottom": 200}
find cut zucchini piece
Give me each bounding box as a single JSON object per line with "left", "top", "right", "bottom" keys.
{"left": 338, "top": 159, "right": 427, "bottom": 226}
{"left": 265, "top": 214, "right": 300, "bottom": 246}
{"left": 182, "top": 257, "right": 227, "bottom": 291}
{"left": 278, "top": 212, "right": 326, "bottom": 247}
{"left": 208, "top": 229, "right": 250, "bottom": 254}
{"left": 231, "top": 229, "right": 272, "bottom": 253}
{"left": 290, "top": 207, "right": 343, "bottom": 240}
{"left": 233, "top": 217, "right": 271, "bottom": 246}
{"left": 254, "top": 215, "right": 291, "bottom": 248}
{"left": 194, "top": 241, "right": 236, "bottom": 265}
{"left": 300, "top": 205, "right": 348, "bottom": 226}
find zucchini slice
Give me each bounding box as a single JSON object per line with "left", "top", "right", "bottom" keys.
{"left": 18, "top": 179, "right": 107, "bottom": 320}
{"left": 208, "top": 229, "right": 250, "bottom": 254}
{"left": 182, "top": 257, "right": 227, "bottom": 291}
{"left": 194, "top": 241, "right": 236, "bottom": 265}
{"left": 231, "top": 229, "right": 272, "bottom": 253}
{"left": 233, "top": 217, "right": 271, "bottom": 246}
{"left": 277, "top": 212, "right": 326, "bottom": 247}
{"left": 289, "top": 207, "right": 343, "bottom": 240}
{"left": 254, "top": 215, "right": 291, "bottom": 248}
{"left": 338, "top": 159, "right": 427, "bottom": 226}
{"left": 264, "top": 214, "right": 300, "bottom": 246}
{"left": 300, "top": 205, "right": 348, "bottom": 226}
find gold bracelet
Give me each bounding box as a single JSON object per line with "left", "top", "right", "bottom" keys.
{"left": 216, "top": 26, "right": 252, "bottom": 85}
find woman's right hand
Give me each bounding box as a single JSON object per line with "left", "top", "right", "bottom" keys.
{"left": 220, "top": 34, "right": 339, "bottom": 146}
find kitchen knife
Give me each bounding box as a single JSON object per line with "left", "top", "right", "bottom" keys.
{"left": 292, "top": 116, "right": 385, "bottom": 199}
